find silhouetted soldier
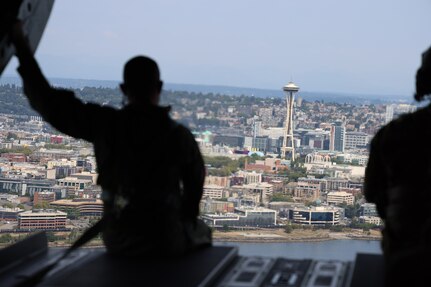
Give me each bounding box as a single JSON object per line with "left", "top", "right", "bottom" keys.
{"left": 11, "top": 23, "right": 211, "bottom": 257}
{"left": 365, "top": 47, "right": 431, "bottom": 286}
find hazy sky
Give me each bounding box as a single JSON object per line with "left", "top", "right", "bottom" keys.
{"left": 4, "top": 0, "right": 431, "bottom": 97}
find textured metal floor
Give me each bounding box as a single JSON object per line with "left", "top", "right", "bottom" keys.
{"left": 0, "top": 232, "right": 384, "bottom": 287}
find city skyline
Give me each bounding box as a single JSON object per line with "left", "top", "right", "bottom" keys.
{"left": 3, "top": 1, "right": 430, "bottom": 98}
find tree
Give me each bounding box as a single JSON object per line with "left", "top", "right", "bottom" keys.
{"left": 68, "top": 229, "right": 83, "bottom": 243}
{"left": 44, "top": 144, "right": 72, "bottom": 150}
{"left": 287, "top": 169, "right": 307, "bottom": 182}
{"left": 0, "top": 146, "right": 33, "bottom": 156}
{"left": 0, "top": 234, "right": 13, "bottom": 244}
{"left": 46, "top": 232, "right": 57, "bottom": 242}
{"left": 204, "top": 156, "right": 240, "bottom": 176}
{"left": 222, "top": 224, "right": 230, "bottom": 232}
{"left": 6, "top": 132, "right": 18, "bottom": 140}
{"left": 2, "top": 202, "right": 14, "bottom": 209}
{"left": 63, "top": 207, "right": 79, "bottom": 219}
{"left": 342, "top": 203, "right": 360, "bottom": 219}
{"left": 330, "top": 225, "right": 344, "bottom": 232}
{"left": 271, "top": 193, "right": 293, "bottom": 202}
{"left": 34, "top": 202, "right": 50, "bottom": 209}
{"left": 350, "top": 218, "right": 377, "bottom": 230}
{"left": 284, "top": 225, "right": 293, "bottom": 233}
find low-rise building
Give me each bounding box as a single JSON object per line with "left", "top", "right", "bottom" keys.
{"left": 244, "top": 171, "right": 262, "bottom": 184}
{"left": 34, "top": 191, "right": 56, "bottom": 206}
{"left": 345, "top": 132, "right": 369, "bottom": 149}
{"left": 359, "top": 216, "right": 382, "bottom": 226}
{"left": 57, "top": 177, "right": 92, "bottom": 191}
{"left": 360, "top": 203, "right": 378, "bottom": 217}
{"left": 326, "top": 178, "right": 349, "bottom": 191}
{"left": 326, "top": 191, "right": 354, "bottom": 206}
{"left": 18, "top": 209, "right": 67, "bottom": 230}
{"left": 204, "top": 176, "right": 230, "bottom": 187}
{"left": 289, "top": 206, "right": 340, "bottom": 225}
{"left": 33, "top": 148, "right": 76, "bottom": 160}
{"left": 242, "top": 183, "right": 273, "bottom": 203}
{"left": 0, "top": 207, "right": 23, "bottom": 220}
{"left": 298, "top": 177, "right": 328, "bottom": 192}
{"left": 0, "top": 194, "right": 20, "bottom": 204}
{"left": 0, "top": 178, "right": 56, "bottom": 196}
{"left": 200, "top": 198, "right": 235, "bottom": 214}
{"left": 0, "top": 153, "right": 27, "bottom": 162}
{"left": 201, "top": 207, "right": 277, "bottom": 227}
{"left": 203, "top": 184, "right": 225, "bottom": 199}
{"left": 50, "top": 198, "right": 103, "bottom": 217}
{"left": 287, "top": 181, "right": 320, "bottom": 202}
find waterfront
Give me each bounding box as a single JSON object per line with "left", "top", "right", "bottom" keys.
{"left": 215, "top": 239, "right": 381, "bottom": 261}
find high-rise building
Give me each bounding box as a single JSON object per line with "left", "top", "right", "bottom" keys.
{"left": 253, "top": 120, "right": 262, "bottom": 138}
{"left": 252, "top": 136, "right": 269, "bottom": 152}
{"left": 296, "top": 96, "right": 303, "bottom": 107}
{"left": 330, "top": 122, "right": 345, "bottom": 152}
{"left": 385, "top": 104, "right": 394, "bottom": 123}
{"left": 385, "top": 104, "right": 417, "bottom": 124}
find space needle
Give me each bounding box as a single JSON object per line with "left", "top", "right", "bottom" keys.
{"left": 281, "top": 82, "right": 299, "bottom": 161}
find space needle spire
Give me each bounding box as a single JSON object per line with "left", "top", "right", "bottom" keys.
{"left": 281, "top": 82, "right": 299, "bottom": 161}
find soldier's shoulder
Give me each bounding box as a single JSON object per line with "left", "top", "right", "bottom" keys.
{"left": 377, "top": 105, "right": 431, "bottom": 140}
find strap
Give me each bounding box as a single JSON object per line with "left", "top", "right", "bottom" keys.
{"left": 15, "top": 217, "right": 105, "bottom": 287}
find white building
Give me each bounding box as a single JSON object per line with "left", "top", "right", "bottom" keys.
{"left": 289, "top": 206, "right": 340, "bottom": 225}
{"left": 57, "top": 177, "right": 92, "bottom": 191}
{"left": 327, "top": 191, "right": 354, "bottom": 206}
{"left": 203, "top": 184, "right": 225, "bottom": 199}
{"left": 359, "top": 216, "right": 382, "bottom": 226}
{"left": 240, "top": 182, "right": 274, "bottom": 203}
{"left": 245, "top": 171, "right": 262, "bottom": 184}
{"left": 345, "top": 132, "right": 369, "bottom": 149}
{"left": 202, "top": 207, "right": 277, "bottom": 227}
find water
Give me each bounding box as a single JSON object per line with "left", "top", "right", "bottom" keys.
{"left": 215, "top": 240, "right": 381, "bottom": 261}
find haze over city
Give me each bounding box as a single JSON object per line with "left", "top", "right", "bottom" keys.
{"left": 3, "top": 0, "right": 431, "bottom": 97}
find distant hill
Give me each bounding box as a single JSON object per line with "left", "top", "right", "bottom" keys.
{"left": 0, "top": 75, "right": 412, "bottom": 104}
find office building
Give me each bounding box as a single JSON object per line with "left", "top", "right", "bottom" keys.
{"left": 57, "top": 177, "right": 92, "bottom": 191}
{"left": 345, "top": 132, "right": 368, "bottom": 149}
{"left": 34, "top": 191, "right": 56, "bottom": 206}
{"left": 359, "top": 216, "right": 382, "bottom": 226}
{"left": 18, "top": 209, "right": 67, "bottom": 230}
{"left": 0, "top": 207, "right": 23, "bottom": 220}
{"left": 289, "top": 206, "right": 340, "bottom": 225}
{"left": 326, "top": 191, "right": 354, "bottom": 206}
{"left": 203, "top": 184, "right": 225, "bottom": 199}
{"left": 360, "top": 203, "right": 378, "bottom": 217}
{"left": 50, "top": 199, "right": 103, "bottom": 217}
{"left": 330, "top": 122, "right": 345, "bottom": 152}
{"left": 202, "top": 207, "right": 277, "bottom": 227}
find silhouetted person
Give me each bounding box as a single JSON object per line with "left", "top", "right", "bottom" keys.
{"left": 365, "top": 47, "right": 431, "bottom": 286}
{"left": 11, "top": 23, "right": 211, "bottom": 257}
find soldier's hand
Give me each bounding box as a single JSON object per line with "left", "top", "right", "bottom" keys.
{"left": 10, "top": 21, "right": 31, "bottom": 57}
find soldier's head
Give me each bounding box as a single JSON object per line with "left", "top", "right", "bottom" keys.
{"left": 415, "top": 47, "right": 431, "bottom": 102}
{"left": 120, "top": 56, "right": 163, "bottom": 106}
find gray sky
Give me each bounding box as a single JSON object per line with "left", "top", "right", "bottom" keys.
{"left": 5, "top": 0, "right": 431, "bottom": 97}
